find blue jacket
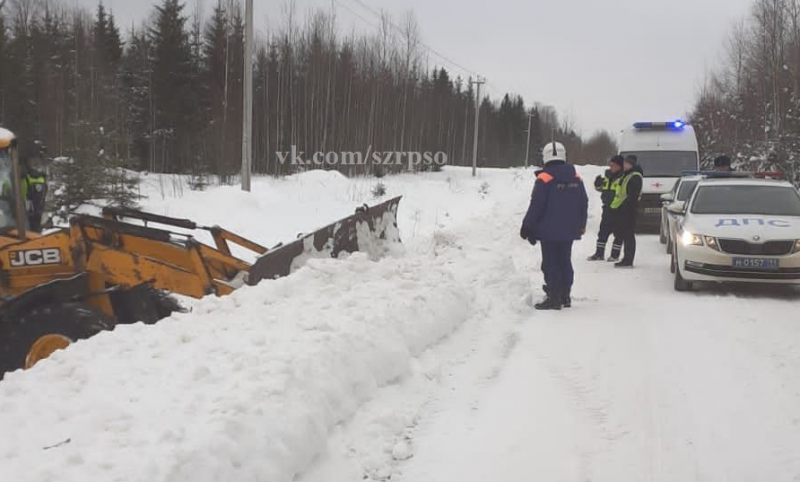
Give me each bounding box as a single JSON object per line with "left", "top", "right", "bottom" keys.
{"left": 521, "top": 161, "right": 589, "bottom": 242}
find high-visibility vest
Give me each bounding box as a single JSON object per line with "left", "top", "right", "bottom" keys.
{"left": 24, "top": 175, "right": 46, "bottom": 211}
{"left": 610, "top": 171, "right": 643, "bottom": 209}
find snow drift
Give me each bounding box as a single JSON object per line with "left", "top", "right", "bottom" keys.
{"left": 0, "top": 248, "right": 473, "bottom": 482}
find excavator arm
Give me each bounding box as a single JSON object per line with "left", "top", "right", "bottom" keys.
{"left": 0, "top": 187, "right": 401, "bottom": 377}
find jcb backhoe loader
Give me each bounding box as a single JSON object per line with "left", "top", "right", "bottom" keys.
{"left": 0, "top": 128, "right": 401, "bottom": 379}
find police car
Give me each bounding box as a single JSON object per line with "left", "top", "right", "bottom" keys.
{"left": 671, "top": 176, "right": 800, "bottom": 291}
{"left": 659, "top": 174, "right": 702, "bottom": 254}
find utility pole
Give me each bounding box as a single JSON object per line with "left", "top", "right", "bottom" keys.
{"left": 241, "top": 0, "right": 254, "bottom": 192}
{"left": 470, "top": 77, "right": 485, "bottom": 177}
{"left": 524, "top": 112, "right": 534, "bottom": 168}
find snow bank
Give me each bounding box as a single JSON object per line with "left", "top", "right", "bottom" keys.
{"left": 0, "top": 165, "right": 539, "bottom": 482}
{"left": 0, "top": 249, "right": 474, "bottom": 482}
{"left": 137, "top": 167, "right": 514, "bottom": 252}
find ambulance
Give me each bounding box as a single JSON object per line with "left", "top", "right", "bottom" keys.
{"left": 618, "top": 121, "right": 700, "bottom": 232}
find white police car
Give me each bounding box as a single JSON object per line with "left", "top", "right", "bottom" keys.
{"left": 671, "top": 177, "right": 800, "bottom": 291}
{"left": 659, "top": 174, "right": 702, "bottom": 254}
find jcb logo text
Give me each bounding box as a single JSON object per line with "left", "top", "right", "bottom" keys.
{"left": 9, "top": 249, "right": 62, "bottom": 267}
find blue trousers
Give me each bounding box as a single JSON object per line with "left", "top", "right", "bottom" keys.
{"left": 540, "top": 241, "right": 575, "bottom": 296}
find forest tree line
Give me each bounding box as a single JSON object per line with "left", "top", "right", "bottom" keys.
{"left": 691, "top": 0, "right": 800, "bottom": 182}
{"left": 0, "top": 0, "right": 616, "bottom": 204}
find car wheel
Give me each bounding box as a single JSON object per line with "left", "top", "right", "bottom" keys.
{"left": 674, "top": 257, "right": 693, "bottom": 292}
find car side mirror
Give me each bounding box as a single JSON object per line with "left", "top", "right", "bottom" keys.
{"left": 660, "top": 193, "right": 674, "bottom": 203}
{"left": 667, "top": 201, "right": 686, "bottom": 215}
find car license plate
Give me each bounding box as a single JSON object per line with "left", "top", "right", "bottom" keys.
{"left": 732, "top": 257, "right": 779, "bottom": 270}
{"left": 644, "top": 208, "right": 661, "bottom": 214}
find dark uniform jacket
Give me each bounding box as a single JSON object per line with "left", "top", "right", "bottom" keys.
{"left": 521, "top": 161, "right": 589, "bottom": 242}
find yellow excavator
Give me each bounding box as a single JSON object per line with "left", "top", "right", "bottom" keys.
{"left": 0, "top": 128, "right": 401, "bottom": 378}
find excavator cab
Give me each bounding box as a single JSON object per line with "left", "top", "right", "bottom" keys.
{"left": 0, "top": 128, "right": 28, "bottom": 238}
{"left": 0, "top": 146, "right": 13, "bottom": 225}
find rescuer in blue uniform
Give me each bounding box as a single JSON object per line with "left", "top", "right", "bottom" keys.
{"left": 520, "top": 142, "right": 589, "bottom": 311}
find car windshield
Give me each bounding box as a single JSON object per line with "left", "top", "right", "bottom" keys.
{"left": 677, "top": 180, "right": 698, "bottom": 201}
{"left": 621, "top": 151, "right": 698, "bottom": 177}
{"left": 691, "top": 185, "right": 800, "bottom": 216}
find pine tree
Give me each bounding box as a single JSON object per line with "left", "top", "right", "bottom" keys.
{"left": 149, "top": 0, "right": 196, "bottom": 173}
{"left": 202, "top": 2, "right": 229, "bottom": 176}
{"left": 121, "top": 28, "right": 153, "bottom": 170}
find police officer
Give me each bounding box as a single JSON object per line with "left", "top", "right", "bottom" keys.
{"left": 610, "top": 154, "right": 643, "bottom": 268}
{"left": 22, "top": 152, "right": 48, "bottom": 232}
{"left": 520, "top": 142, "right": 589, "bottom": 310}
{"left": 714, "top": 155, "right": 733, "bottom": 172}
{"left": 588, "top": 155, "right": 624, "bottom": 261}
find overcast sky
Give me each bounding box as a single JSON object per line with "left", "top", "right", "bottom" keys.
{"left": 79, "top": 0, "right": 754, "bottom": 136}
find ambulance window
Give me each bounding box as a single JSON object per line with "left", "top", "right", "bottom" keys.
{"left": 620, "top": 151, "right": 698, "bottom": 177}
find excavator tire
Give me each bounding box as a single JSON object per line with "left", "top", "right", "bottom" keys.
{"left": 110, "top": 285, "right": 184, "bottom": 325}
{"left": 0, "top": 302, "right": 114, "bottom": 380}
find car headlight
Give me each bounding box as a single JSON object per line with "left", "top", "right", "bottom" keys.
{"left": 682, "top": 230, "right": 704, "bottom": 247}
{"left": 794, "top": 239, "right": 800, "bottom": 253}
{"left": 704, "top": 236, "right": 720, "bottom": 251}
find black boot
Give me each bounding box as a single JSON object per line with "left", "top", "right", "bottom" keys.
{"left": 615, "top": 259, "right": 634, "bottom": 269}
{"left": 563, "top": 290, "right": 572, "bottom": 308}
{"left": 587, "top": 252, "right": 604, "bottom": 261}
{"left": 608, "top": 244, "right": 622, "bottom": 262}
{"left": 535, "top": 292, "right": 563, "bottom": 311}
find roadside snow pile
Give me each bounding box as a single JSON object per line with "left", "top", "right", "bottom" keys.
{"left": 0, "top": 250, "right": 474, "bottom": 482}
{"left": 137, "top": 167, "right": 503, "bottom": 251}
{"left": 0, "top": 166, "right": 535, "bottom": 482}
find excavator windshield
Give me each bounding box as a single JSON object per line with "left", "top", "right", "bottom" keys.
{"left": 0, "top": 147, "right": 18, "bottom": 229}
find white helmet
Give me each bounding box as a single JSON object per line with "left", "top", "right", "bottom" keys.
{"left": 542, "top": 142, "right": 567, "bottom": 163}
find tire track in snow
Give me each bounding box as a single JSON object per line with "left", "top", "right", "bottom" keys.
{"left": 396, "top": 167, "right": 800, "bottom": 482}
{"left": 298, "top": 181, "right": 537, "bottom": 481}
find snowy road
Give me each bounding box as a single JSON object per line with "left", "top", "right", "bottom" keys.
{"left": 2, "top": 167, "right": 800, "bottom": 482}
{"left": 397, "top": 234, "right": 800, "bottom": 482}
{"left": 303, "top": 168, "right": 800, "bottom": 482}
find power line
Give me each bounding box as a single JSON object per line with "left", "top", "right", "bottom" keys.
{"left": 334, "top": 0, "right": 523, "bottom": 101}
{"left": 332, "top": 0, "right": 382, "bottom": 32}
{"left": 341, "top": 0, "right": 481, "bottom": 79}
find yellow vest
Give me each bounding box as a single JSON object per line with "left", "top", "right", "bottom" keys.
{"left": 610, "top": 172, "right": 643, "bottom": 209}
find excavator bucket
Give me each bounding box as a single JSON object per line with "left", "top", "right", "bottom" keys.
{"left": 247, "top": 196, "right": 402, "bottom": 284}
